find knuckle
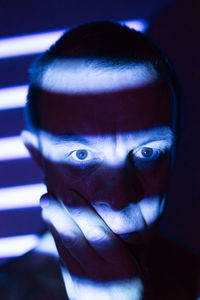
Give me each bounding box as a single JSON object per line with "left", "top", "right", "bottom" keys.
{"left": 62, "top": 232, "right": 81, "bottom": 249}
{"left": 85, "top": 226, "right": 109, "bottom": 243}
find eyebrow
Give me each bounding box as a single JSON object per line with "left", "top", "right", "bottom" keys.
{"left": 142, "top": 130, "right": 174, "bottom": 142}
{"left": 48, "top": 127, "right": 175, "bottom": 146}
{"left": 52, "top": 133, "right": 91, "bottom": 145}
{"left": 135, "top": 128, "right": 175, "bottom": 146}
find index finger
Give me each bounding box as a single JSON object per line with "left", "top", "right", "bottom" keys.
{"left": 60, "top": 191, "right": 136, "bottom": 267}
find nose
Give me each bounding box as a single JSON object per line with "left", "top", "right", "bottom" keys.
{"left": 93, "top": 164, "right": 144, "bottom": 210}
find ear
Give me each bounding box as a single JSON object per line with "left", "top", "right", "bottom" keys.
{"left": 21, "top": 130, "right": 43, "bottom": 169}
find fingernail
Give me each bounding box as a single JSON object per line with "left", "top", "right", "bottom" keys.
{"left": 40, "top": 195, "right": 50, "bottom": 209}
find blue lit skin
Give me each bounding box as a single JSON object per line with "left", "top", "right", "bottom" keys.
{"left": 39, "top": 129, "right": 172, "bottom": 237}
{"left": 25, "top": 65, "right": 174, "bottom": 299}
{"left": 38, "top": 77, "right": 173, "bottom": 216}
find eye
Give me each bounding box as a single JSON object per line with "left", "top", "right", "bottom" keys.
{"left": 75, "top": 149, "right": 88, "bottom": 160}
{"left": 71, "top": 149, "right": 91, "bottom": 162}
{"left": 66, "top": 148, "right": 101, "bottom": 165}
{"left": 133, "top": 146, "right": 161, "bottom": 161}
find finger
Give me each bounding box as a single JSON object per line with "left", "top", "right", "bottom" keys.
{"left": 40, "top": 193, "right": 103, "bottom": 278}
{"left": 61, "top": 191, "right": 137, "bottom": 277}
{"left": 41, "top": 193, "right": 138, "bottom": 280}
{"left": 49, "top": 221, "right": 85, "bottom": 278}
{"left": 41, "top": 197, "right": 144, "bottom": 296}
{"left": 62, "top": 191, "right": 123, "bottom": 249}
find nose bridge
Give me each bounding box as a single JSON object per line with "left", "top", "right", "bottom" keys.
{"left": 103, "top": 134, "right": 127, "bottom": 166}
{"left": 94, "top": 164, "right": 143, "bottom": 210}
{"left": 115, "top": 134, "right": 127, "bottom": 161}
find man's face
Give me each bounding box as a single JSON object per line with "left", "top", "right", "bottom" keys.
{"left": 36, "top": 61, "right": 174, "bottom": 243}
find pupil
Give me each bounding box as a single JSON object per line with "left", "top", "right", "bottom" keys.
{"left": 76, "top": 150, "right": 88, "bottom": 160}
{"left": 141, "top": 147, "right": 153, "bottom": 158}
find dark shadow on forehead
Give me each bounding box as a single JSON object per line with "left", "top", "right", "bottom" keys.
{"left": 38, "top": 79, "right": 173, "bottom": 136}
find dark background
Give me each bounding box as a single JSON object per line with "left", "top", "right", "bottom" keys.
{"left": 0, "top": 0, "right": 199, "bottom": 255}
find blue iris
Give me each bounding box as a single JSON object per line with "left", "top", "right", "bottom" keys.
{"left": 76, "top": 149, "right": 88, "bottom": 160}
{"left": 141, "top": 147, "right": 159, "bottom": 160}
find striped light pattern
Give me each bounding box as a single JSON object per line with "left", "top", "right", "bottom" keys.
{"left": 0, "top": 235, "right": 39, "bottom": 257}
{"left": 0, "top": 135, "right": 29, "bottom": 161}
{"left": 0, "top": 183, "right": 46, "bottom": 210}
{"left": 0, "top": 85, "right": 28, "bottom": 110}
{"left": 0, "top": 20, "right": 147, "bottom": 59}
{"left": 0, "top": 19, "right": 148, "bottom": 258}
{"left": 0, "top": 30, "right": 65, "bottom": 59}
{"left": 121, "top": 19, "right": 148, "bottom": 32}
{"left": 0, "top": 19, "right": 148, "bottom": 111}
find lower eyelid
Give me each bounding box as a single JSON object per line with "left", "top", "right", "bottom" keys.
{"left": 69, "top": 151, "right": 102, "bottom": 163}
{"left": 133, "top": 148, "right": 163, "bottom": 159}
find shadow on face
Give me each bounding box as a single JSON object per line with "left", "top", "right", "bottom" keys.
{"left": 24, "top": 62, "right": 175, "bottom": 242}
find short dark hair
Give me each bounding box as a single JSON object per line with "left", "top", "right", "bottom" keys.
{"left": 25, "top": 21, "right": 182, "bottom": 134}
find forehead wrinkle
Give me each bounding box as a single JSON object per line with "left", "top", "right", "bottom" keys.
{"left": 131, "top": 127, "right": 175, "bottom": 144}
{"left": 40, "top": 126, "right": 174, "bottom": 148}
{"left": 38, "top": 126, "right": 174, "bottom": 165}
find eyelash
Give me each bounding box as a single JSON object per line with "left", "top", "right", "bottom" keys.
{"left": 66, "top": 149, "right": 100, "bottom": 164}
{"left": 132, "top": 147, "right": 165, "bottom": 161}
{"left": 71, "top": 149, "right": 90, "bottom": 160}
{"left": 65, "top": 144, "right": 168, "bottom": 166}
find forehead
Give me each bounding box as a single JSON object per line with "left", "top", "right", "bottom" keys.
{"left": 39, "top": 59, "right": 158, "bottom": 94}
{"left": 37, "top": 61, "right": 173, "bottom": 135}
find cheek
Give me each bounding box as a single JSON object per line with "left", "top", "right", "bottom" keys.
{"left": 43, "top": 159, "right": 100, "bottom": 201}
{"left": 43, "top": 156, "right": 171, "bottom": 204}
{"left": 137, "top": 159, "right": 171, "bottom": 198}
